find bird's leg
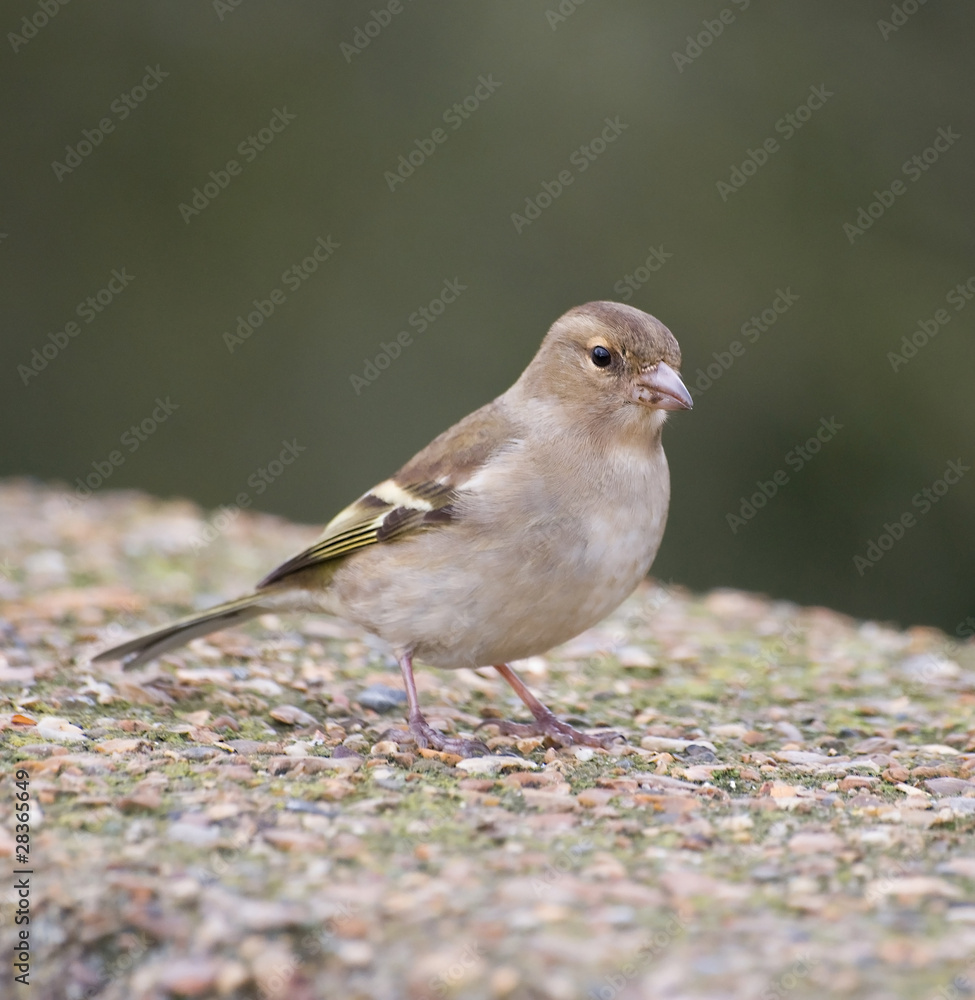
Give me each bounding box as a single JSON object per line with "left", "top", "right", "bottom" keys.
{"left": 383, "top": 651, "right": 489, "bottom": 757}
{"left": 486, "top": 662, "right": 623, "bottom": 750}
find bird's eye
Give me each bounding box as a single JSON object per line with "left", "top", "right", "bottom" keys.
{"left": 590, "top": 345, "right": 612, "bottom": 367}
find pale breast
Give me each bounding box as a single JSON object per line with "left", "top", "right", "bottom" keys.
{"left": 326, "top": 434, "right": 671, "bottom": 669}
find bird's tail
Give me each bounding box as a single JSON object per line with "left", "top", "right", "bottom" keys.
{"left": 90, "top": 593, "right": 270, "bottom": 670}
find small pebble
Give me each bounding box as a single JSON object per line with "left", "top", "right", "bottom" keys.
{"left": 270, "top": 704, "right": 318, "bottom": 726}
{"left": 456, "top": 756, "right": 539, "bottom": 774}
{"left": 356, "top": 684, "right": 408, "bottom": 713}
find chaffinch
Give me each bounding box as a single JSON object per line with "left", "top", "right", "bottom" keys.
{"left": 94, "top": 301, "right": 692, "bottom": 755}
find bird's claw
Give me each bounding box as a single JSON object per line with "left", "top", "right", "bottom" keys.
{"left": 383, "top": 721, "right": 490, "bottom": 757}
{"left": 479, "top": 714, "right": 624, "bottom": 750}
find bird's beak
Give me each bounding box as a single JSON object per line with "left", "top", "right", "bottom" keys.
{"left": 632, "top": 361, "right": 693, "bottom": 411}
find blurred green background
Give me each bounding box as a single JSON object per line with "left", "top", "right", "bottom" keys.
{"left": 2, "top": 1, "right": 972, "bottom": 632}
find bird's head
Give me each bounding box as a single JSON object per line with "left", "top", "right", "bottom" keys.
{"left": 519, "top": 301, "right": 692, "bottom": 440}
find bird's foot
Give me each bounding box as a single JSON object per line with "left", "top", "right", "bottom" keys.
{"left": 481, "top": 711, "right": 624, "bottom": 750}
{"left": 389, "top": 650, "right": 490, "bottom": 756}
{"left": 383, "top": 718, "right": 490, "bottom": 757}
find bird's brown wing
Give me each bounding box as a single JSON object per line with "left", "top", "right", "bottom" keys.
{"left": 256, "top": 479, "right": 455, "bottom": 587}
{"left": 257, "top": 398, "right": 517, "bottom": 589}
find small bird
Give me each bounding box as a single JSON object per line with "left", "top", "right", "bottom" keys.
{"left": 94, "top": 301, "right": 692, "bottom": 755}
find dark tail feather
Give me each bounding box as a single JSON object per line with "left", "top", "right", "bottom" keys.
{"left": 91, "top": 593, "right": 268, "bottom": 670}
